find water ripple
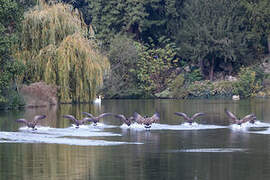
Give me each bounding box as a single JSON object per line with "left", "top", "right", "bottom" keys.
{"left": 169, "top": 148, "right": 247, "bottom": 153}
{"left": 0, "top": 131, "right": 142, "bottom": 146}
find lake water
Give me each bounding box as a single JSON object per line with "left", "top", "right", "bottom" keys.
{"left": 1, "top": 99, "right": 270, "bottom": 180}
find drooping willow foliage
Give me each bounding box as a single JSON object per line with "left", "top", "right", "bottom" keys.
{"left": 14, "top": 1, "right": 110, "bottom": 103}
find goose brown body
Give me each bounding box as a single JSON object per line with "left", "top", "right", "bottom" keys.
{"left": 114, "top": 114, "right": 135, "bottom": 126}
{"left": 16, "top": 115, "right": 46, "bottom": 130}
{"left": 174, "top": 112, "right": 205, "bottom": 125}
{"left": 82, "top": 112, "right": 114, "bottom": 125}
{"left": 62, "top": 115, "right": 91, "bottom": 128}
{"left": 225, "top": 109, "right": 256, "bottom": 125}
{"left": 133, "top": 112, "right": 160, "bottom": 129}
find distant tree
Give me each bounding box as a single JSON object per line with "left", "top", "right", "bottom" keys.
{"left": 176, "top": 0, "right": 252, "bottom": 81}
{"left": 136, "top": 42, "right": 179, "bottom": 96}
{"left": 15, "top": 0, "right": 37, "bottom": 10}
{"left": 15, "top": 2, "right": 109, "bottom": 103}
{"left": 0, "top": 0, "right": 24, "bottom": 104}
{"left": 102, "top": 35, "right": 140, "bottom": 98}
{"left": 87, "top": 0, "right": 147, "bottom": 47}
{"left": 243, "top": 0, "right": 270, "bottom": 55}
{"left": 142, "top": 0, "right": 185, "bottom": 45}
{"left": 85, "top": 0, "right": 185, "bottom": 47}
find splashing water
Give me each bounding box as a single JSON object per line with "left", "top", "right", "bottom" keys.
{"left": 121, "top": 122, "right": 226, "bottom": 131}
{"left": 229, "top": 121, "right": 270, "bottom": 132}
{"left": 19, "top": 126, "right": 121, "bottom": 137}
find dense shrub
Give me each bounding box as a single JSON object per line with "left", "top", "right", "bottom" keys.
{"left": 185, "top": 68, "right": 203, "bottom": 83}
{"left": 172, "top": 80, "right": 238, "bottom": 99}
{"left": 20, "top": 82, "right": 57, "bottom": 107}
{"left": 102, "top": 35, "right": 140, "bottom": 98}
{"left": 136, "top": 43, "right": 179, "bottom": 96}
{"left": 234, "top": 67, "right": 263, "bottom": 97}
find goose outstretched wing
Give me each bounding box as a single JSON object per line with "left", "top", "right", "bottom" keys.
{"left": 174, "top": 112, "right": 190, "bottom": 121}
{"left": 33, "top": 115, "right": 46, "bottom": 125}
{"left": 225, "top": 109, "right": 238, "bottom": 123}
{"left": 191, "top": 112, "right": 205, "bottom": 120}
{"left": 133, "top": 112, "right": 144, "bottom": 124}
{"left": 97, "top": 113, "right": 114, "bottom": 120}
{"left": 115, "top": 114, "right": 126, "bottom": 122}
{"left": 82, "top": 112, "right": 94, "bottom": 118}
{"left": 241, "top": 114, "right": 256, "bottom": 124}
{"left": 16, "top": 119, "right": 28, "bottom": 124}
{"left": 63, "top": 115, "right": 78, "bottom": 123}
{"left": 150, "top": 112, "right": 160, "bottom": 123}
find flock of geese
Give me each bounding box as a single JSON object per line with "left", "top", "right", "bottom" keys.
{"left": 15, "top": 109, "right": 257, "bottom": 130}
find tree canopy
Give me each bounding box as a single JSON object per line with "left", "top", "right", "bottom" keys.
{"left": 14, "top": 2, "right": 109, "bottom": 103}
{"left": 176, "top": 0, "right": 252, "bottom": 81}
{"left": 0, "top": 0, "right": 269, "bottom": 104}
{"left": 0, "top": 0, "right": 24, "bottom": 106}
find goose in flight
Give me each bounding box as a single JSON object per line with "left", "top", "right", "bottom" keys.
{"left": 133, "top": 112, "right": 160, "bottom": 129}
{"left": 225, "top": 109, "right": 256, "bottom": 125}
{"left": 15, "top": 115, "right": 46, "bottom": 130}
{"left": 174, "top": 112, "right": 205, "bottom": 125}
{"left": 82, "top": 112, "right": 114, "bottom": 126}
{"left": 114, "top": 114, "right": 135, "bottom": 126}
{"left": 62, "top": 115, "right": 92, "bottom": 128}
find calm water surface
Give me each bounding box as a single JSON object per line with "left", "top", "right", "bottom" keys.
{"left": 1, "top": 99, "right": 270, "bottom": 180}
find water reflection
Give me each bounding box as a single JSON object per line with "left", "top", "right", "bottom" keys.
{"left": 1, "top": 99, "right": 270, "bottom": 179}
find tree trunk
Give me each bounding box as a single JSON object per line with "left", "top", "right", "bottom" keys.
{"left": 210, "top": 56, "right": 214, "bottom": 81}
{"left": 199, "top": 59, "right": 205, "bottom": 78}
{"left": 267, "top": 34, "right": 270, "bottom": 55}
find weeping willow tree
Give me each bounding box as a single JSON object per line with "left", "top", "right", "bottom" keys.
{"left": 14, "top": 1, "right": 109, "bottom": 103}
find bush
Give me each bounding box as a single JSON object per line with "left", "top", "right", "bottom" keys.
{"left": 172, "top": 80, "right": 238, "bottom": 99}
{"left": 20, "top": 82, "right": 57, "bottom": 107}
{"left": 234, "top": 67, "right": 263, "bottom": 97}
{"left": 170, "top": 74, "right": 185, "bottom": 98}
{"left": 185, "top": 68, "right": 203, "bottom": 83}
{"left": 102, "top": 35, "right": 140, "bottom": 98}
{"left": 0, "top": 87, "right": 25, "bottom": 110}
{"left": 136, "top": 42, "right": 179, "bottom": 96}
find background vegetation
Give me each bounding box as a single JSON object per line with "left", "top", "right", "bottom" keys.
{"left": 0, "top": 0, "right": 270, "bottom": 108}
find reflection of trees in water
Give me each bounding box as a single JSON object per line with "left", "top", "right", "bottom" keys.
{"left": 7, "top": 144, "right": 106, "bottom": 180}
{"left": 4, "top": 99, "right": 270, "bottom": 179}
{"left": 1, "top": 143, "right": 140, "bottom": 180}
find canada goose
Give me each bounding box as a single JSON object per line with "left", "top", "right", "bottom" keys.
{"left": 82, "top": 112, "right": 114, "bottom": 126}
{"left": 225, "top": 109, "right": 256, "bottom": 125}
{"left": 114, "top": 114, "right": 135, "bottom": 126}
{"left": 63, "top": 115, "right": 92, "bottom": 128}
{"left": 133, "top": 112, "right": 160, "bottom": 129}
{"left": 174, "top": 112, "right": 205, "bottom": 125}
{"left": 15, "top": 115, "right": 46, "bottom": 130}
